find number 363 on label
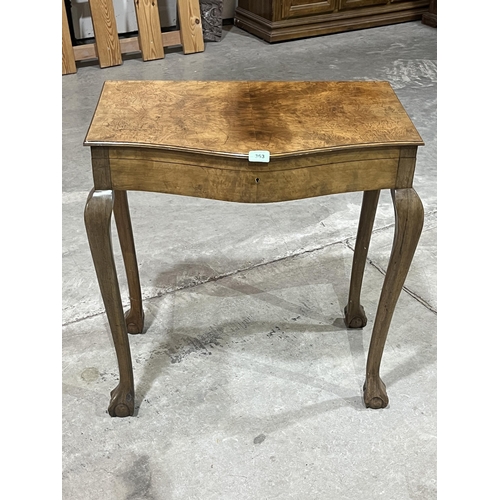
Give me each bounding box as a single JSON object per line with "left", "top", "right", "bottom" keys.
{"left": 248, "top": 150, "right": 270, "bottom": 163}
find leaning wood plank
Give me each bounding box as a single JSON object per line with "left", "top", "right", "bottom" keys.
{"left": 62, "top": 0, "right": 76, "bottom": 74}
{"left": 178, "top": 0, "right": 205, "bottom": 54}
{"left": 74, "top": 32, "right": 182, "bottom": 63}
{"left": 162, "top": 31, "right": 182, "bottom": 47}
{"left": 134, "top": 0, "right": 164, "bottom": 61}
{"left": 88, "top": 0, "right": 122, "bottom": 68}
{"left": 120, "top": 31, "right": 182, "bottom": 54}
{"left": 74, "top": 44, "right": 97, "bottom": 61}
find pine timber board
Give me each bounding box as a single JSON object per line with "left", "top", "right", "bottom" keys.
{"left": 62, "top": 0, "right": 76, "bottom": 74}
{"left": 88, "top": 0, "right": 122, "bottom": 68}
{"left": 178, "top": 0, "right": 205, "bottom": 54}
{"left": 134, "top": 0, "right": 164, "bottom": 61}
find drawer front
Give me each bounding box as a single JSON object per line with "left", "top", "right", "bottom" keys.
{"left": 339, "top": 0, "right": 389, "bottom": 10}
{"left": 281, "top": 0, "right": 337, "bottom": 19}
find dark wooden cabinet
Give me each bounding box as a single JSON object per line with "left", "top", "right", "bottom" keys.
{"left": 235, "top": 0, "right": 431, "bottom": 42}
{"left": 422, "top": 0, "right": 436, "bottom": 27}
{"left": 339, "top": 0, "right": 388, "bottom": 10}
{"left": 282, "top": 0, "right": 336, "bottom": 19}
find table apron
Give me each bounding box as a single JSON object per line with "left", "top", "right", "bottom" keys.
{"left": 110, "top": 157, "right": 400, "bottom": 202}
{"left": 109, "top": 157, "right": 411, "bottom": 202}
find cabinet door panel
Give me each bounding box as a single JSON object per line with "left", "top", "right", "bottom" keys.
{"left": 281, "top": 0, "right": 336, "bottom": 19}
{"left": 339, "top": 0, "right": 388, "bottom": 10}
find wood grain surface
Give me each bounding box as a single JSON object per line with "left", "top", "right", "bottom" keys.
{"left": 88, "top": 0, "right": 122, "bottom": 67}
{"left": 62, "top": 0, "right": 76, "bottom": 74}
{"left": 134, "top": 0, "right": 164, "bottom": 61}
{"left": 178, "top": 0, "right": 205, "bottom": 54}
{"left": 85, "top": 80, "right": 423, "bottom": 157}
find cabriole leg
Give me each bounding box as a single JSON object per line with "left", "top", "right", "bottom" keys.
{"left": 114, "top": 190, "right": 144, "bottom": 334}
{"left": 344, "top": 190, "right": 380, "bottom": 328}
{"left": 84, "top": 189, "right": 135, "bottom": 417}
{"left": 364, "top": 188, "right": 424, "bottom": 409}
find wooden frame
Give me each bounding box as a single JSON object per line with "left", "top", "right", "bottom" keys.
{"left": 62, "top": 0, "right": 205, "bottom": 75}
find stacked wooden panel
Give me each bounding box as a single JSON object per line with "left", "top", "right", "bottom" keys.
{"left": 63, "top": 0, "right": 205, "bottom": 75}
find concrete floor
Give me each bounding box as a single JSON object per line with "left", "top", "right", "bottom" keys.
{"left": 62, "top": 21, "right": 437, "bottom": 500}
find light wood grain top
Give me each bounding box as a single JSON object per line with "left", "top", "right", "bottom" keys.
{"left": 84, "top": 80, "right": 423, "bottom": 158}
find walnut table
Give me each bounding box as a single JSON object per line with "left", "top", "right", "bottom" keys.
{"left": 83, "top": 80, "right": 424, "bottom": 417}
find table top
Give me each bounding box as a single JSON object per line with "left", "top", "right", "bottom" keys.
{"left": 84, "top": 80, "right": 423, "bottom": 158}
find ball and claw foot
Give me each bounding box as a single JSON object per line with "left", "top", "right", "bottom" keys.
{"left": 344, "top": 305, "right": 367, "bottom": 329}
{"left": 108, "top": 384, "right": 135, "bottom": 417}
{"left": 363, "top": 376, "right": 389, "bottom": 409}
{"left": 125, "top": 308, "right": 145, "bottom": 335}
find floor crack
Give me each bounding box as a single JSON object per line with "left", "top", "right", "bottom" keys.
{"left": 63, "top": 213, "right": 436, "bottom": 326}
